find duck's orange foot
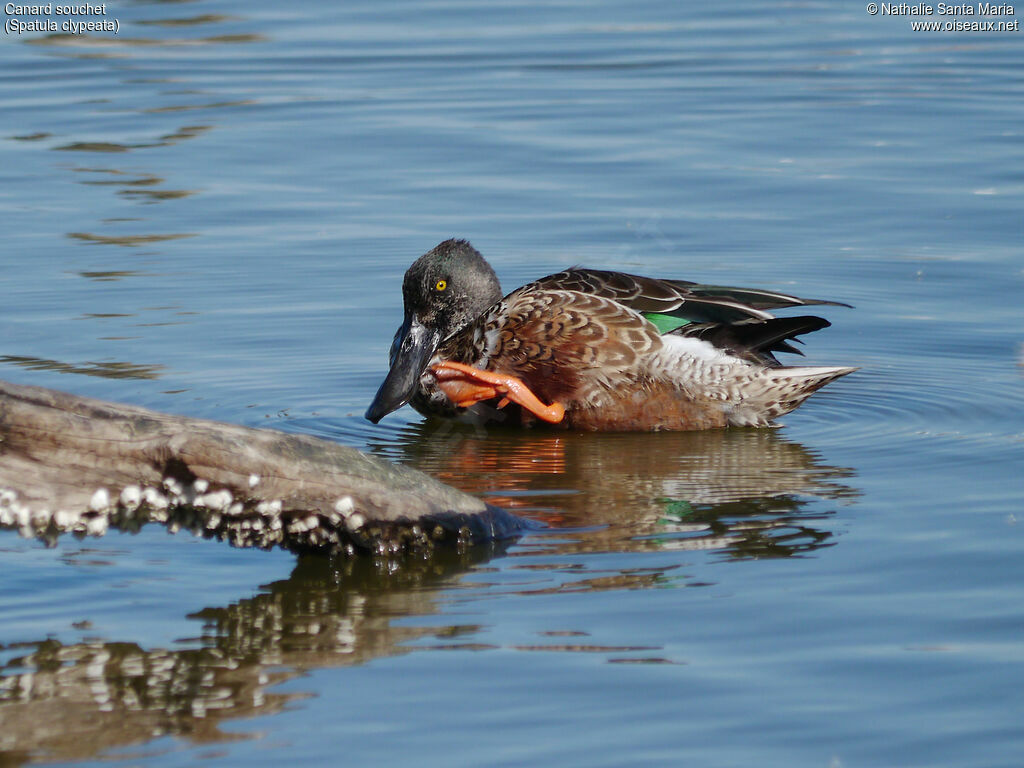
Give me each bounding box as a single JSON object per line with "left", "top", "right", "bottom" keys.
{"left": 432, "top": 361, "right": 566, "bottom": 424}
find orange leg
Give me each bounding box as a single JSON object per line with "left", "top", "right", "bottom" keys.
{"left": 432, "top": 361, "right": 566, "bottom": 424}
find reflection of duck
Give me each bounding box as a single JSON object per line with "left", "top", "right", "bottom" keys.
{"left": 372, "top": 421, "right": 859, "bottom": 558}
{"left": 0, "top": 548, "right": 503, "bottom": 764}
{"left": 366, "top": 240, "right": 855, "bottom": 430}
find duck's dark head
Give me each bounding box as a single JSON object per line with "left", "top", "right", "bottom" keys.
{"left": 365, "top": 239, "right": 501, "bottom": 423}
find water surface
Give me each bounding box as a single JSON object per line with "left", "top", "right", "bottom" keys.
{"left": 2, "top": 1, "right": 1023, "bottom": 766}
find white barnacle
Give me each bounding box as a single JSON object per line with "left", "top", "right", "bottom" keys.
{"left": 85, "top": 515, "right": 108, "bottom": 537}
{"left": 142, "top": 487, "right": 169, "bottom": 510}
{"left": 203, "top": 490, "right": 232, "bottom": 512}
{"left": 14, "top": 503, "right": 32, "bottom": 532}
{"left": 248, "top": 474, "right": 260, "bottom": 488}
{"left": 162, "top": 477, "right": 183, "bottom": 497}
{"left": 89, "top": 488, "right": 110, "bottom": 513}
{"left": 330, "top": 496, "right": 355, "bottom": 525}
{"left": 192, "top": 479, "right": 209, "bottom": 494}
{"left": 227, "top": 502, "right": 244, "bottom": 517}
{"left": 30, "top": 508, "right": 51, "bottom": 528}
{"left": 257, "top": 500, "right": 283, "bottom": 517}
{"left": 120, "top": 485, "right": 142, "bottom": 511}
{"left": 205, "top": 512, "right": 222, "bottom": 530}
{"left": 54, "top": 509, "right": 79, "bottom": 529}
{"left": 0, "top": 489, "right": 17, "bottom": 506}
{"left": 346, "top": 513, "right": 366, "bottom": 531}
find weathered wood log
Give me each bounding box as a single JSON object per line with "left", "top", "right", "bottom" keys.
{"left": 0, "top": 380, "right": 526, "bottom": 555}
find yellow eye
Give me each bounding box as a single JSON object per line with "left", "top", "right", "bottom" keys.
{"left": 435, "top": 279, "right": 447, "bottom": 292}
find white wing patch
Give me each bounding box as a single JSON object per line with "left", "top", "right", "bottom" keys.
{"left": 655, "top": 334, "right": 748, "bottom": 367}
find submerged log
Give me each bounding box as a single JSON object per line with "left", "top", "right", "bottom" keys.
{"left": 0, "top": 379, "right": 526, "bottom": 555}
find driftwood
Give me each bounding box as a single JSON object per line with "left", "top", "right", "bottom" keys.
{"left": 0, "top": 380, "right": 525, "bottom": 555}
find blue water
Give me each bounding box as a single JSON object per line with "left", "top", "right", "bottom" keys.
{"left": 2, "top": 1, "right": 1023, "bottom": 766}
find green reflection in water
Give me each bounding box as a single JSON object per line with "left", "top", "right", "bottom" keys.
{"left": 54, "top": 125, "right": 212, "bottom": 155}
{"left": 143, "top": 100, "right": 255, "bottom": 114}
{"left": 8, "top": 132, "right": 51, "bottom": 142}
{"left": 74, "top": 163, "right": 200, "bottom": 203}
{"left": 120, "top": 189, "right": 196, "bottom": 201}
{"left": 54, "top": 141, "right": 143, "bottom": 153}
{"left": 78, "top": 172, "right": 165, "bottom": 187}
{"left": 159, "top": 125, "right": 212, "bottom": 142}
{"left": 25, "top": 32, "right": 266, "bottom": 49}
{"left": 135, "top": 15, "right": 240, "bottom": 27}
{"left": 67, "top": 232, "right": 195, "bottom": 247}
{"left": 77, "top": 271, "right": 149, "bottom": 282}
{"left": 0, "top": 355, "right": 164, "bottom": 380}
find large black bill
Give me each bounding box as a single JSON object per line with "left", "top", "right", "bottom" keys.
{"left": 365, "top": 316, "right": 440, "bottom": 423}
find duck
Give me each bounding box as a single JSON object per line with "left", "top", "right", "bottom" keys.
{"left": 365, "top": 239, "right": 856, "bottom": 431}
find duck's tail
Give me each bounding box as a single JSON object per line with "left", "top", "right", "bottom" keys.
{"left": 727, "top": 365, "right": 858, "bottom": 427}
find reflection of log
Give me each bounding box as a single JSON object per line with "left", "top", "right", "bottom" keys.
{"left": 0, "top": 380, "right": 524, "bottom": 555}
{"left": 0, "top": 549, "right": 506, "bottom": 764}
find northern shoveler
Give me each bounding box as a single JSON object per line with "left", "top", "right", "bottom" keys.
{"left": 365, "top": 239, "right": 856, "bottom": 431}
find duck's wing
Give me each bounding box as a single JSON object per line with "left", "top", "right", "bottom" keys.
{"left": 678, "top": 316, "right": 832, "bottom": 366}
{"left": 441, "top": 287, "right": 661, "bottom": 406}
{"left": 523, "top": 268, "right": 851, "bottom": 366}
{"left": 528, "top": 268, "right": 850, "bottom": 327}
